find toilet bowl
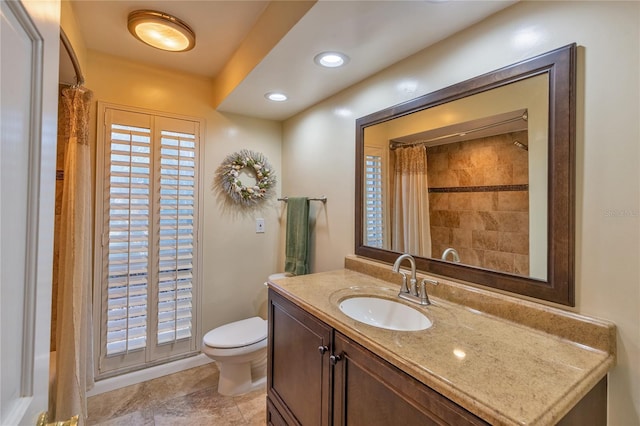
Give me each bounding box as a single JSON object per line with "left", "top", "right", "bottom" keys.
{"left": 202, "top": 316, "right": 268, "bottom": 396}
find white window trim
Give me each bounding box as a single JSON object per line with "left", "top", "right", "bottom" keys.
{"left": 93, "top": 101, "right": 205, "bottom": 379}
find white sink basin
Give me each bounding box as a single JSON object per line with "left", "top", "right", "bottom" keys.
{"left": 339, "top": 296, "right": 432, "bottom": 331}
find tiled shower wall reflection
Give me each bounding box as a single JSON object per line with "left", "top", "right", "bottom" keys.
{"left": 427, "top": 131, "right": 529, "bottom": 275}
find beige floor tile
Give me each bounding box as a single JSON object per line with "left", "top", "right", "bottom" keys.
{"left": 153, "top": 387, "right": 243, "bottom": 425}
{"left": 234, "top": 386, "right": 267, "bottom": 425}
{"left": 88, "top": 364, "right": 266, "bottom": 425}
{"left": 88, "top": 408, "right": 154, "bottom": 426}
{"left": 87, "top": 382, "right": 151, "bottom": 423}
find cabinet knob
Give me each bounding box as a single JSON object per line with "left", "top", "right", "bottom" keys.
{"left": 330, "top": 354, "right": 342, "bottom": 365}
{"left": 318, "top": 345, "right": 329, "bottom": 355}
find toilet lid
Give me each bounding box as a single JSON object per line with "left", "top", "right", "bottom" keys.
{"left": 203, "top": 316, "right": 267, "bottom": 349}
{"left": 268, "top": 272, "right": 294, "bottom": 281}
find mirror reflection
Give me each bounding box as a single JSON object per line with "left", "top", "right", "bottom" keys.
{"left": 363, "top": 74, "right": 548, "bottom": 279}
{"left": 356, "top": 44, "right": 576, "bottom": 306}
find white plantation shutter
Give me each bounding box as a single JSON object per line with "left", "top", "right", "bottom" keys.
{"left": 106, "top": 123, "right": 151, "bottom": 356}
{"left": 96, "top": 105, "right": 202, "bottom": 377}
{"left": 365, "top": 153, "right": 384, "bottom": 248}
{"left": 156, "top": 128, "right": 195, "bottom": 345}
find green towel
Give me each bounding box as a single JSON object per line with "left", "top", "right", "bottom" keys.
{"left": 284, "top": 197, "right": 310, "bottom": 275}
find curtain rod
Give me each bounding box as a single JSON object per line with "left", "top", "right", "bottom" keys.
{"left": 278, "top": 196, "right": 327, "bottom": 203}
{"left": 390, "top": 112, "right": 528, "bottom": 150}
{"left": 60, "top": 28, "right": 85, "bottom": 86}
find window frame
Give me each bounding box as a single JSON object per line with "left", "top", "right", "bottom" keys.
{"left": 93, "top": 102, "right": 205, "bottom": 379}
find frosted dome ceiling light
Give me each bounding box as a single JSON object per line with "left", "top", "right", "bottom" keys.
{"left": 314, "top": 51, "right": 350, "bottom": 68}
{"left": 265, "top": 92, "right": 288, "bottom": 102}
{"left": 128, "top": 10, "right": 195, "bottom": 52}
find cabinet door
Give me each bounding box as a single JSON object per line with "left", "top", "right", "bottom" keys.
{"left": 332, "top": 332, "right": 489, "bottom": 426}
{"left": 268, "top": 290, "right": 332, "bottom": 426}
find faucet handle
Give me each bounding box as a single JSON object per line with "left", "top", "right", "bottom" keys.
{"left": 418, "top": 278, "right": 438, "bottom": 305}
{"left": 421, "top": 278, "right": 438, "bottom": 286}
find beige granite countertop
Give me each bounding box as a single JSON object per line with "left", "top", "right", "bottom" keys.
{"left": 267, "top": 256, "right": 616, "bottom": 426}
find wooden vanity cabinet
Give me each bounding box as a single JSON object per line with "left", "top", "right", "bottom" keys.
{"left": 332, "top": 332, "right": 488, "bottom": 426}
{"left": 268, "top": 291, "right": 332, "bottom": 426}
{"left": 267, "top": 290, "right": 486, "bottom": 425}
{"left": 267, "top": 289, "right": 606, "bottom": 426}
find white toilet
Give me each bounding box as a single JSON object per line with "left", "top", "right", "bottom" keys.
{"left": 202, "top": 316, "right": 268, "bottom": 396}
{"left": 201, "top": 273, "right": 293, "bottom": 396}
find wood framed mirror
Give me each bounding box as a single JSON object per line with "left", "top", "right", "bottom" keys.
{"left": 355, "top": 44, "right": 576, "bottom": 306}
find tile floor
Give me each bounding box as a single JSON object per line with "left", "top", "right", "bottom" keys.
{"left": 87, "top": 363, "right": 266, "bottom": 425}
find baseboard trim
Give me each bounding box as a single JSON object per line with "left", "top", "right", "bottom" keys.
{"left": 87, "top": 354, "right": 213, "bottom": 396}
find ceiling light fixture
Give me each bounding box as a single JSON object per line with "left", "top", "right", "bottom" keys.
{"left": 314, "top": 51, "right": 350, "bottom": 68}
{"left": 128, "top": 10, "right": 195, "bottom": 52}
{"left": 265, "top": 92, "right": 288, "bottom": 102}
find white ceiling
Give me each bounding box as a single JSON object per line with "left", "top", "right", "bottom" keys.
{"left": 67, "top": 0, "right": 516, "bottom": 121}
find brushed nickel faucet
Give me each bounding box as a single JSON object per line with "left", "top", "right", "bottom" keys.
{"left": 441, "top": 247, "right": 461, "bottom": 263}
{"left": 392, "top": 253, "right": 438, "bottom": 306}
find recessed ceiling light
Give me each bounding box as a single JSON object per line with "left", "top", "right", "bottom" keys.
{"left": 314, "top": 51, "right": 350, "bottom": 68}
{"left": 128, "top": 10, "right": 195, "bottom": 52}
{"left": 265, "top": 92, "right": 288, "bottom": 102}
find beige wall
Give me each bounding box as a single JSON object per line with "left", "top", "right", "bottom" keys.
{"left": 83, "top": 50, "right": 284, "bottom": 338}
{"left": 282, "top": 1, "right": 639, "bottom": 424}
{"left": 60, "top": 0, "right": 87, "bottom": 77}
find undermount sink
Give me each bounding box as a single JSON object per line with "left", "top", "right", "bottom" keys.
{"left": 339, "top": 296, "right": 432, "bottom": 331}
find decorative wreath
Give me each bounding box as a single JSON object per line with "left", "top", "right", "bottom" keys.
{"left": 214, "top": 149, "right": 276, "bottom": 207}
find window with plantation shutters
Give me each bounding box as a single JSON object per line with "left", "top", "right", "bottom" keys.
{"left": 95, "top": 103, "right": 202, "bottom": 377}
{"left": 364, "top": 152, "right": 384, "bottom": 248}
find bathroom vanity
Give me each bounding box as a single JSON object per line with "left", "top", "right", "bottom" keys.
{"left": 266, "top": 256, "right": 615, "bottom": 426}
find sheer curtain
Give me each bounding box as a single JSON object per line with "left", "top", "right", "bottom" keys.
{"left": 51, "top": 86, "right": 94, "bottom": 425}
{"left": 391, "top": 145, "right": 432, "bottom": 257}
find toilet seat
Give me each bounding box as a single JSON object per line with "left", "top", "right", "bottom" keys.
{"left": 203, "top": 316, "right": 267, "bottom": 349}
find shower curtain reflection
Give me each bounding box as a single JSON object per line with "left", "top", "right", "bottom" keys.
{"left": 391, "top": 145, "right": 432, "bottom": 257}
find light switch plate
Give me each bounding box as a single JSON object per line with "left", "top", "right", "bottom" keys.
{"left": 256, "top": 218, "right": 265, "bottom": 233}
